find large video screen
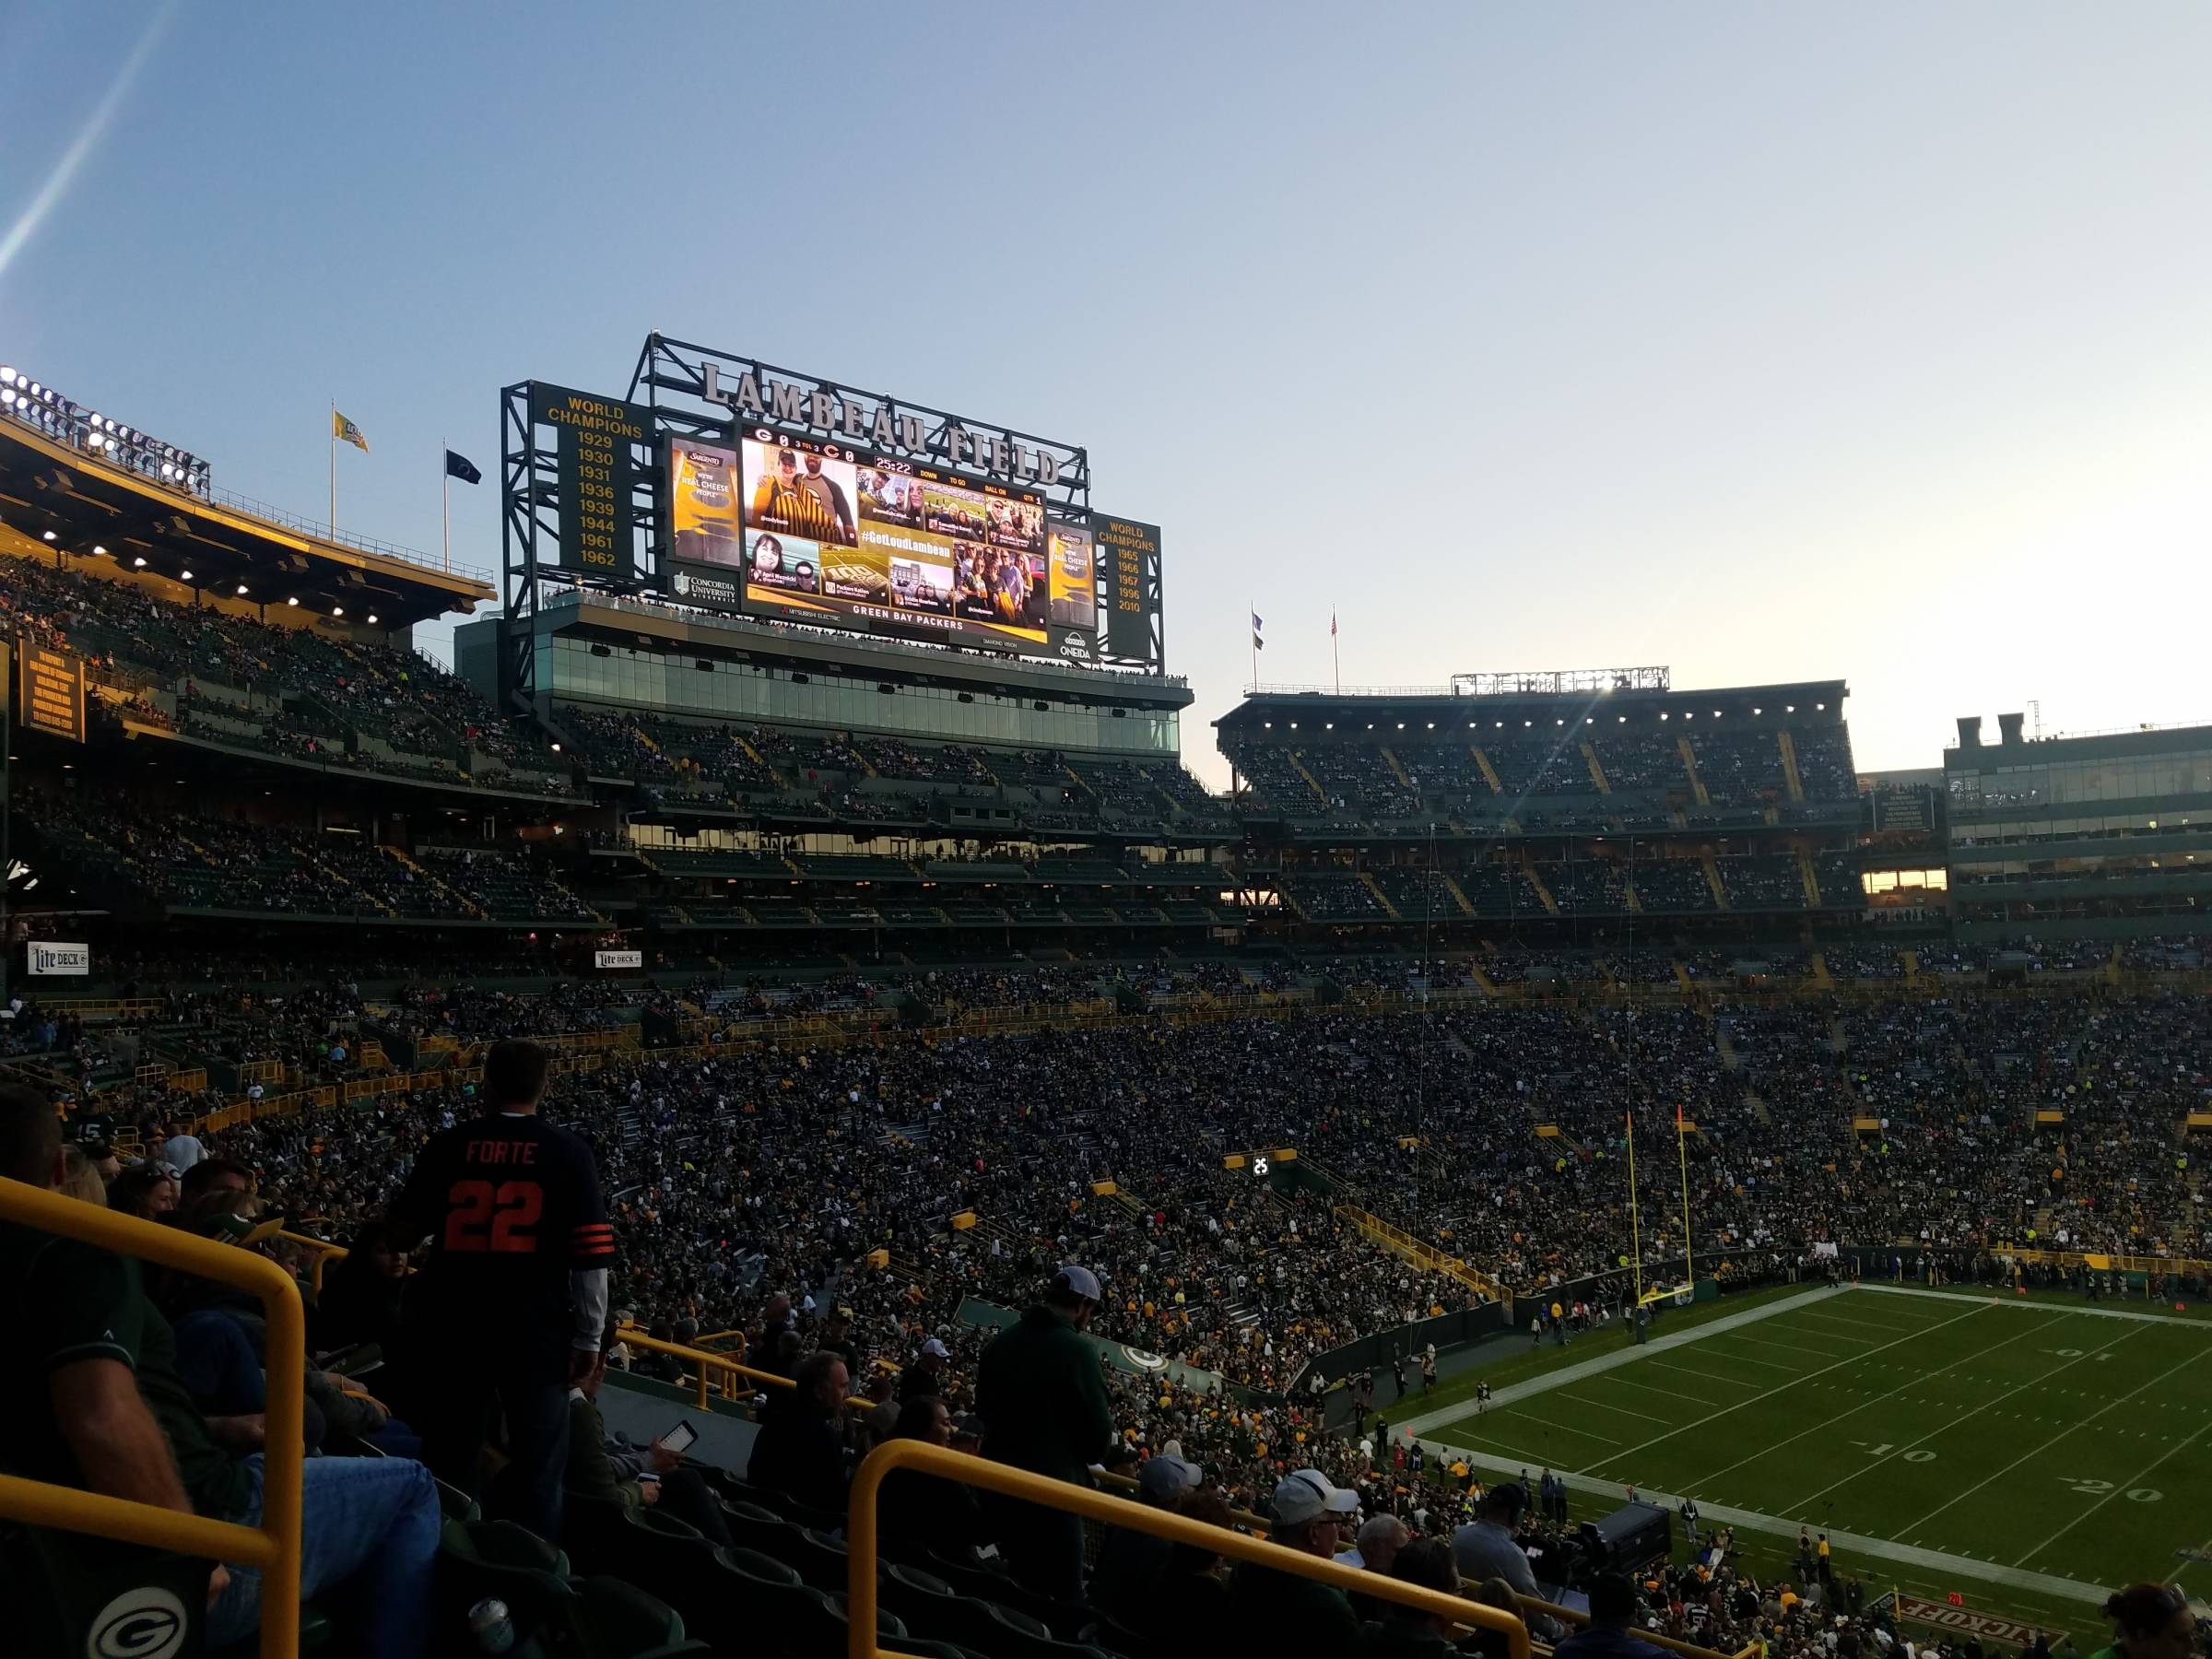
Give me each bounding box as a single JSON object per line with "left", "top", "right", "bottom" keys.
{"left": 728, "top": 429, "right": 1067, "bottom": 657}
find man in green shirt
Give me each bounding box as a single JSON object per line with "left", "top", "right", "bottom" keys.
{"left": 976, "top": 1263, "right": 1121, "bottom": 1600}
{"left": 0, "top": 1083, "right": 441, "bottom": 1659}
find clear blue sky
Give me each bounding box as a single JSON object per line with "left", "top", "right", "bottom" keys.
{"left": 6, "top": 3, "right": 2209, "bottom": 789}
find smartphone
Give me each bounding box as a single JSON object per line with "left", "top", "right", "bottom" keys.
{"left": 659, "top": 1419, "right": 698, "bottom": 1457}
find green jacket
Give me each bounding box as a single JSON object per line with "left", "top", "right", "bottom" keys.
{"left": 976, "top": 1303, "right": 1116, "bottom": 1486}
{"left": 565, "top": 1391, "right": 641, "bottom": 1509}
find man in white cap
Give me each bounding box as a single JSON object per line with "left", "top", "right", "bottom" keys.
{"left": 976, "top": 1264, "right": 1120, "bottom": 1601}
{"left": 900, "top": 1335, "right": 951, "bottom": 1403}
{"left": 1231, "top": 1468, "right": 1363, "bottom": 1650}
{"left": 1088, "top": 1452, "right": 1203, "bottom": 1622}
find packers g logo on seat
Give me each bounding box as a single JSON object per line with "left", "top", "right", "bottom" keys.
{"left": 88, "top": 1585, "right": 188, "bottom": 1659}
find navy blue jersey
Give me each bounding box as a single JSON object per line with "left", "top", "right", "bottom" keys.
{"left": 397, "top": 1112, "right": 611, "bottom": 1324}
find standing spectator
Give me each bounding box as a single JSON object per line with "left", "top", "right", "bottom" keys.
{"left": 816, "top": 1304, "right": 861, "bottom": 1375}
{"left": 900, "top": 1335, "right": 950, "bottom": 1403}
{"left": 394, "top": 1038, "right": 612, "bottom": 1539}
{"left": 1230, "top": 1469, "right": 1363, "bottom": 1652}
{"left": 1453, "top": 1483, "right": 1542, "bottom": 1598}
{"left": 976, "top": 1264, "right": 1119, "bottom": 1602}
{"left": 160, "top": 1117, "right": 208, "bottom": 1171}
{"left": 747, "top": 1350, "right": 851, "bottom": 1516}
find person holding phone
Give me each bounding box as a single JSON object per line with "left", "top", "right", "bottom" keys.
{"left": 564, "top": 1330, "right": 730, "bottom": 1545}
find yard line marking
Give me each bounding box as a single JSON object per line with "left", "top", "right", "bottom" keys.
{"left": 1788, "top": 1308, "right": 1915, "bottom": 1338}
{"left": 1589, "top": 1299, "right": 1996, "bottom": 1483}
{"left": 2012, "top": 1394, "right": 2212, "bottom": 1565}
{"left": 1492, "top": 1411, "right": 1620, "bottom": 1447}
{"left": 1609, "top": 1375, "right": 1727, "bottom": 1409}
{"left": 1709, "top": 1331, "right": 1835, "bottom": 1363}
{"left": 1678, "top": 1307, "right": 2052, "bottom": 1494}
{"left": 1783, "top": 1314, "right": 2134, "bottom": 1514}
{"left": 1892, "top": 1334, "right": 2205, "bottom": 1538}
{"left": 1686, "top": 1344, "right": 1806, "bottom": 1373}
{"left": 1556, "top": 1392, "right": 1672, "bottom": 1426}
{"left": 1646, "top": 1358, "right": 1763, "bottom": 1390}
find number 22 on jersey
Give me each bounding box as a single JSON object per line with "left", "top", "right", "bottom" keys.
{"left": 442, "top": 1179, "right": 545, "bottom": 1253}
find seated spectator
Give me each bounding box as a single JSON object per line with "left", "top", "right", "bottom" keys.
{"left": 876, "top": 1393, "right": 988, "bottom": 1562}
{"left": 1230, "top": 1468, "right": 1363, "bottom": 1653}
{"left": 2093, "top": 1583, "right": 2195, "bottom": 1659}
{"left": 1132, "top": 1486, "right": 1240, "bottom": 1652}
{"left": 1089, "top": 1451, "right": 1203, "bottom": 1623}
{"left": 312, "top": 1218, "right": 410, "bottom": 1357}
{"left": 109, "top": 1159, "right": 180, "bottom": 1219}
{"left": 565, "top": 1335, "right": 730, "bottom": 1545}
{"left": 1554, "top": 1572, "right": 1658, "bottom": 1659}
{"left": 746, "top": 1348, "right": 849, "bottom": 1516}
{"left": 58, "top": 1143, "right": 107, "bottom": 1204}
{"left": 0, "top": 1082, "right": 440, "bottom": 1659}
{"left": 1360, "top": 1535, "right": 1466, "bottom": 1659}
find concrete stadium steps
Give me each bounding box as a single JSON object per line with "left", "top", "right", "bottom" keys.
{"left": 1677, "top": 735, "right": 1711, "bottom": 806}
{"left": 1776, "top": 727, "right": 1807, "bottom": 803}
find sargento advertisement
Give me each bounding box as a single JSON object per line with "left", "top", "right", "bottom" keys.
{"left": 731, "top": 429, "right": 1064, "bottom": 656}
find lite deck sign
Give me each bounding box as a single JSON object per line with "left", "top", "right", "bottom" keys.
{"left": 29, "top": 941, "right": 91, "bottom": 976}
{"left": 529, "top": 382, "right": 648, "bottom": 575}
{"left": 18, "top": 641, "right": 87, "bottom": 741}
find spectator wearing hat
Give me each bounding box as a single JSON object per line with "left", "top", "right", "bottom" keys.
{"left": 976, "top": 1263, "right": 1120, "bottom": 1602}
{"left": 1553, "top": 1572, "right": 1657, "bottom": 1659}
{"left": 1089, "top": 1451, "right": 1203, "bottom": 1623}
{"left": 2091, "top": 1583, "right": 2195, "bottom": 1659}
{"left": 1231, "top": 1467, "right": 1364, "bottom": 1653}
{"left": 900, "top": 1335, "right": 950, "bottom": 1403}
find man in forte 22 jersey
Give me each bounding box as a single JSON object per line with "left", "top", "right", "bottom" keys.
{"left": 396, "top": 1038, "right": 612, "bottom": 1539}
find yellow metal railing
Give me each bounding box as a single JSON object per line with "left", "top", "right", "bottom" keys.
{"left": 0, "top": 1176, "right": 303, "bottom": 1659}
{"left": 1335, "top": 1201, "right": 1508, "bottom": 1303}
{"left": 613, "top": 1326, "right": 877, "bottom": 1414}
{"left": 277, "top": 1230, "right": 348, "bottom": 1299}
{"left": 847, "top": 1440, "right": 1531, "bottom": 1659}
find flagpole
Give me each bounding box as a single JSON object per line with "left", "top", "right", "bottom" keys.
{"left": 1249, "top": 598, "right": 1256, "bottom": 690}
{"left": 441, "top": 438, "right": 452, "bottom": 573}
{"left": 1333, "top": 613, "right": 1341, "bottom": 694}
{"left": 328, "top": 400, "right": 336, "bottom": 535}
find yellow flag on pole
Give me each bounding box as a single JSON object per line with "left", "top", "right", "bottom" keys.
{"left": 332, "top": 410, "right": 369, "bottom": 453}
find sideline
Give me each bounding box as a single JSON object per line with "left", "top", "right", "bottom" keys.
{"left": 1418, "top": 1449, "right": 2112, "bottom": 1607}
{"left": 1390, "top": 1284, "right": 1853, "bottom": 1441}
{"left": 1857, "top": 1282, "right": 2212, "bottom": 1328}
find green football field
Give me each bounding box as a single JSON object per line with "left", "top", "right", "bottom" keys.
{"left": 1411, "top": 1285, "right": 2212, "bottom": 1639}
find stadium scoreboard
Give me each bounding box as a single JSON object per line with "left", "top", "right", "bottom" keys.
{"left": 505, "top": 338, "right": 1166, "bottom": 675}
{"left": 15, "top": 640, "right": 88, "bottom": 742}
